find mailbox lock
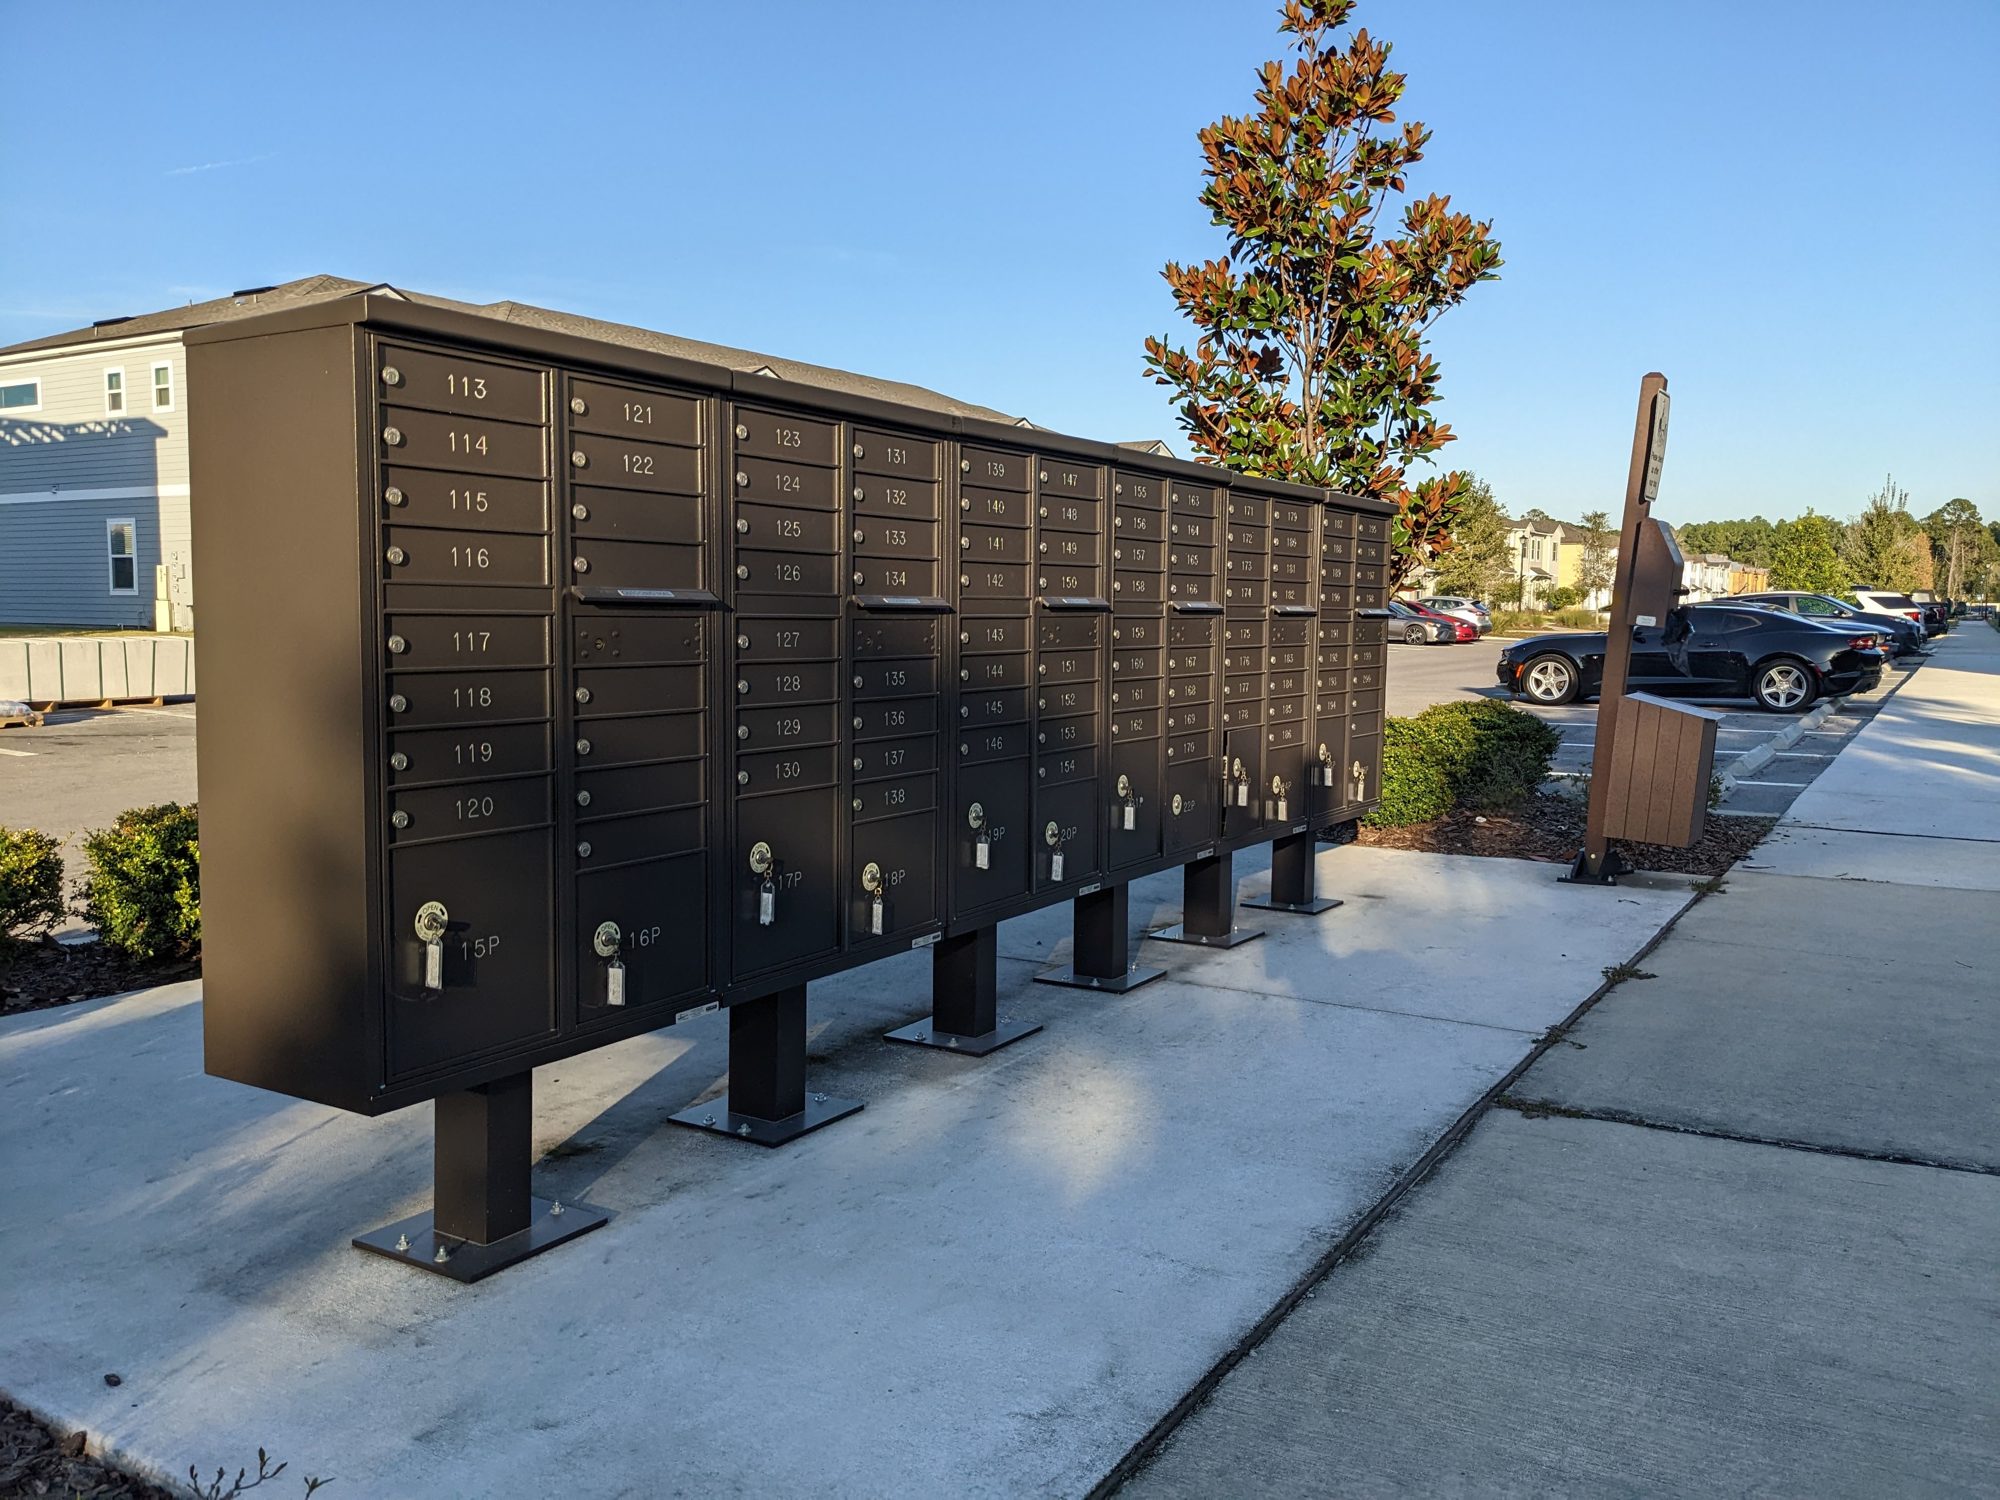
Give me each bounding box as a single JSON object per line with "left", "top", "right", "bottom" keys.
{"left": 578, "top": 841, "right": 593, "bottom": 859}
{"left": 959, "top": 632, "right": 970, "bottom": 645}
{"left": 736, "top": 565, "right": 751, "bottom": 580}
{"left": 861, "top": 862, "right": 884, "bottom": 895}
{"left": 576, "top": 790, "right": 592, "bottom": 807}
{"left": 959, "top": 536, "right": 971, "bottom": 550}
{"left": 736, "top": 518, "right": 751, "bottom": 534}
{"left": 750, "top": 841, "right": 780, "bottom": 925}
{"left": 969, "top": 802, "right": 992, "bottom": 869}
{"left": 734, "top": 471, "right": 750, "bottom": 489}
{"left": 390, "top": 811, "right": 410, "bottom": 829}
{"left": 415, "top": 901, "right": 450, "bottom": 991}
{"left": 736, "top": 680, "right": 749, "bottom": 695}
{"left": 381, "top": 365, "right": 402, "bottom": 387}
{"left": 576, "top": 738, "right": 593, "bottom": 756}
{"left": 386, "top": 635, "right": 408, "bottom": 654}
{"left": 1172, "top": 793, "right": 1186, "bottom": 816}
{"left": 389, "top": 752, "right": 408, "bottom": 771}
{"left": 852, "top": 798, "right": 864, "bottom": 812}
{"left": 382, "top": 426, "right": 403, "bottom": 447}
{"left": 960, "top": 458, "right": 972, "bottom": 473}
{"left": 592, "top": 921, "right": 622, "bottom": 959}
{"left": 570, "top": 450, "right": 587, "bottom": 468}
{"left": 966, "top": 803, "right": 985, "bottom": 830}
{"left": 384, "top": 486, "right": 405, "bottom": 507}
{"left": 573, "top": 557, "right": 590, "bottom": 574}
{"left": 385, "top": 546, "right": 407, "bottom": 566}
{"left": 1116, "top": 774, "right": 1133, "bottom": 798}
{"left": 738, "top": 771, "right": 751, "bottom": 785}
{"left": 738, "top": 725, "right": 752, "bottom": 740}
{"left": 1044, "top": 821, "right": 1061, "bottom": 846}
{"left": 853, "top": 486, "right": 866, "bottom": 502}
{"left": 748, "top": 842, "right": 775, "bottom": 877}
{"left": 736, "top": 634, "right": 751, "bottom": 649}
{"left": 735, "top": 424, "right": 750, "bottom": 440}
{"left": 853, "top": 572, "right": 866, "bottom": 587}
{"left": 575, "top": 687, "right": 592, "bottom": 705}
{"left": 388, "top": 694, "right": 408, "bottom": 713}
{"left": 570, "top": 395, "right": 587, "bottom": 415}
{"left": 852, "top": 442, "right": 866, "bottom": 459}
{"left": 853, "top": 528, "right": 867, "bottom": 544}
{"left": 572, "top": 503, "right": 590, "bottom": 521}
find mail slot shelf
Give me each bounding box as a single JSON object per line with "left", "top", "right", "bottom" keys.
{"left": 855, "top": 616, "right": 938, "bottom": 659}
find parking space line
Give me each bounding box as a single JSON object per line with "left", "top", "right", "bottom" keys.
{"left": 1727, "top": 778, "right": 1815, "bottom": 788}
{"left": 0, "top": 746, "right": 36, "bottom": 758}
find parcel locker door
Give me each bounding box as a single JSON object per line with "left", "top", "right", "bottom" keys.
{"left": 1107, "top": 736, "right": 1162, "bottom": 867}
{"left": 732, "top": 786, "right": 843, "bottom": 978}
{"left": 575, "top": 852, "right": 708, "bottom": 1022}
{"left": 1163, "top": 758, "right": 1221, "bottom": 856}
{"left": 1222, "top": 725, "right": 1266, "bottom": 842}
{"left": 850, "top": 810, "right": 938, "bottom": 941}
{"left": 1035, "top": 775, "right": 1099, "bottom": 891}
{"left": 950, "top": 758, "right": 1033, "bottom": 915}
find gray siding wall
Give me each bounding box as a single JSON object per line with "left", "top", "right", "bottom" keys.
{"left": 0, "top": 336, "right": 191, "bottom": 626}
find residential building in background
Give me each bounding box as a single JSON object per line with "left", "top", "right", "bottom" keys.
{"left": 1503, "top": 515, "right": 1565, "bottom": 607}
{"left": 0, "top": 275, "right": 1015, "bottom": 630}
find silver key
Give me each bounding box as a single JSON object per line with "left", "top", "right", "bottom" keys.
{"left": 758, "top": 877, "right": 777, "bottom": 926}
{"left": 605, "top": 957, "right": 627, "bottom": 1007}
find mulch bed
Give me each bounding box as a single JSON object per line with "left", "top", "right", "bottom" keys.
{"left": 0, "top": 941, "right": 198, "bottom": 1017}
{"left": 0, "top": 1396, "right": 173, "bottom": 1500}
{"left": 1352, "top": 790, "right": 1774, "bottom": 877}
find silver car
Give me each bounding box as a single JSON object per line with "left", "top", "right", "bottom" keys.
{"left": 1418, "top": 596, "right": 1493, "bottom": 634}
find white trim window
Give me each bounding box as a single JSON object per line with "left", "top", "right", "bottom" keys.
{"left": 0, "top": 377, "right": 41, "bottom": 412}
{"left": 151, "top": 360, "right": 175, "bottom": 412}
{"left": 105, "top": 367, "right": 126, "bottom": 415}
{"left": 107, "top": 518, "right": 139, "bottom": 594}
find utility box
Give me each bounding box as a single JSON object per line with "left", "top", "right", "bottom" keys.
{"left": 1597, "top": 692, "right": 1719, "bottom": 846}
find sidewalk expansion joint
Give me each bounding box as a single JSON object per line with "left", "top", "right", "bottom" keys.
{"left": 1493, "top": 1096, "right": 2000, "bottom": 1178}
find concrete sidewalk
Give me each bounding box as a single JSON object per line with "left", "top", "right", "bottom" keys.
{"left": 0, "top": 845, "right": 1694, "bottom": 1497}
{"left": 1125, "top": 627, "right": 2000, "bottom": 1497}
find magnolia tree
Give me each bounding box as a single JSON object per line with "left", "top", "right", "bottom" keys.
{"left": 1144, "top": 0, "right": 1502, "bottom": 588}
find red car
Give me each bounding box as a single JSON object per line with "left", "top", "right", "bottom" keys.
{"left": 1387, "top": 598, "right": 1478, "bottom": 644}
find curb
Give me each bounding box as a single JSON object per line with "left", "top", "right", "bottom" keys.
{"left": 1718, "top": 700, "right": 1834, "bottom": 799}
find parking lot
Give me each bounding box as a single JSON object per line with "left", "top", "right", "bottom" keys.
{"left": 1387, "top": 636, "right": 1922, "bottom": 817}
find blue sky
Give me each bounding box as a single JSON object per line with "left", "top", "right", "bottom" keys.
{"left": 3, "top": 0, "right": 1994, "bottom": 525}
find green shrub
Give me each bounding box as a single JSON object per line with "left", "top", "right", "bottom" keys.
{"left": 1543, "top": 585, "right": 1584, "bottom": 610}
{"left": 0, "top": 827, "right": 65, "bottom": 945}
{"left": 1366, "top": 701, "right": 1562, "bottom": 827}
{"left": 80, "top": 803, "right": 201, "bottom": 961}
{"left": 1551, "top": 606, "right": 1607, "bottom": 629}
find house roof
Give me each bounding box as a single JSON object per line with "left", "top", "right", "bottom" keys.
{"left": 0, "top": 274, "right": 1020, "bottom": 424}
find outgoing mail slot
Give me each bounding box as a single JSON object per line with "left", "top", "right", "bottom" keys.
{"left": 1037, "top": 460, "right": 1104, "bottom": 499}
{"left": 737, "top": 744, "right": 840, "bottom": 795}
{"left": 1114, "top": 571, "right": 1160, "bottom": 602}
{"left": 961, "top": 722, "right": 1031, "bottom": 763}
{"left": 964, "top": 525, "right": 1031, "bottom": 564}
{"left": 1113, "top": 616, "right": 1162, "bottom": 648}
{"left": 1170, "top": 486, "right": 1216, "bottom": 516}
{"left": 1039, "top": 496, "right": 1099, "bottom": 534}
{"left": 959, "top": 562, "right": 1030, "bottom": 598}
{"left": 855, "top": 616, "right": 938, "bottom": 658}
{"left": 963, "top": 447, "right": 1031, "bottom": 491}
{"left": 852, "top": 557, "right": 939, "bottom": 597}
{"left": 1041, "top": 531, "right": 1101, "bottom": 566}
{"left": 962, "top": 486, "right": 1030, "bottom": 526}
{"left": 852, "top": 429, "right": 939, "bottom": 479}
{"left": 1116, "top": 507, "right": 1162, "bottom": 540}
{"left": 738, "top": 616, "right": 837, "bottom": 662}
{"left": 578, "top": 663, "right": 703, "bottom": 717}
{"left": 577, "top": 711, "right": 704, "bottom": 766}
{"left": 1112, "top": 648, "right": 1162, "bottom": 677}
{"left": 1109, "top": 708, "right": 1161, "bottom": 740}
{"left": 381, "top": 467, "right": 548, "bottom": 535}
{"left": 1114, "top": 539, "right": 1161, "bottom": 569}
{"left": 578, "top": 806, "right": 704, "bottom": 867}
{"left": 569, "top": 432, "right": 700, "bottom": 494}
{"left": 1114, "top": 473, "right": 1167, "bottom": 510}
{"left": 964, "top": 616, "right": 1030, "bottom": 653}
{"left": 963, "top": 688, "right": 1030, "bottom": 725}
{"left": 736, "top": 504, "right": 837, "bottom": 553}
{"left": 735, "top": 408, "right": 837, "bottom": 466}
{"left": 855, "top": 734, "right": 938, "bottom": 781}
{"left": 382, "top": 406, "right": 546, "bottom": 479}
{"left": 854, "top": 517, "right": 940, "bottom": 559}
{"left": 1038, "top": 681, "right": 1099, "bottom": 716}
{"left": 1112, "top": 678, "right": 1161, "bottom": 710}
{"left": 734, "top": 456, "right": 837, "bottom": 508}
{"left": 390, "top": 774, "right": 551, "bottom": 844}
{"left": 737, "top": 550, "right": 839, "bottom": 594}
{"left": 855, "top": 475, "right": 940, "bottom": 519}
{"left": 1353, "top": 620, "right": 1387, "bottom": 644}
{"left": 386, "top": 614, "right": 549, "bottom": 671}
{"left": 572, "top": 485, "right": 702, "bottom": 546}
{"left": 1170, "top": 544, "right": 1216, "bottom": 574}
{"left": 574, "top": 614, "right": 704, "bottom": 666}
{"left": 385, "top": 526, "right": 549, "bottom": 588}
{"left": 1040, "top": 744, "right": 1097, "bottom": 786}
{"left": 962, "top": 652, "right": 1030, "bottom": 689}
{"left": 566, "top": 379, "right": 701, "bottom": 446}
{"left": 390, "top": 669, "right": 550, "bottom": 729}
{"left": 854, "top": 658, "right": 937, "bottom": 699}
{"left": 389, "top": 722, "right": 552, "bottom": 787}
{"left": 1037, "top": 615, "right": 1102, "bottom": 650}
{"left": 575, "top": 854, "right": 707, "bottom": 1018}
{"left": 855, "top": 696, "right": 937, "bottom": 740}
{"left": 381, "top": 345, "right": 545, "bottom": 424}
{"left": 736, "top": 660, "right": 840, "bottom": 705}
{"left": 574, "top": 539, "right": 702, "bottom": 593}
{"left": 579, "top": 758, "right": 705, "bottom": 817}
{"left": 853, "top": 772, "right": 935, "bottom": 822}
{"left": 736, "top": 702, "right": 840, "bottom": 749}
{"left": 850, "top": 812, "right": 938, "bottom": 939}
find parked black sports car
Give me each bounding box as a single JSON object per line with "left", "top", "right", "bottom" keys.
{"left": 1497, "top": 604, "right": 1887, "bottom": 713}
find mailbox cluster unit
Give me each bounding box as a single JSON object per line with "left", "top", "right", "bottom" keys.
{"left": 188, "top": 298, "right": 1389, "bottom": 1279}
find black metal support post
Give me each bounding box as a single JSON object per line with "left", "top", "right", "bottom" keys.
{"left": 1036, "top": 882, "right": 1167, "bottom": 991}
{"left": 885, "top": 926, "right": 1043, "bottom": 1055}
{"left": 1241, "top": 830, "right": 1344, "bottom": 915}
{"left": 671, "top": 985, "right": 864, "bottom": 1145}
{"left": 1147, "top": 851, "right": 1265, "bottom": 947}
{"left": 353, "top": 1071, "right": 607, "bottom": 1283}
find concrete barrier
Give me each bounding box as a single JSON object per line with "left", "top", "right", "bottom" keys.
{"left": 0, "top": 635, "right": 195, "bottom": 706}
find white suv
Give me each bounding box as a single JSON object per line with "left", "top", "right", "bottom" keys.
{"left": 1417, "top": 596, "right": 1493, "bottom": 634}
{"left": 1848, "top": 588, "right": 1934, "bottom": 635}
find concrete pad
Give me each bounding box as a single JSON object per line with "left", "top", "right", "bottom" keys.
{"left": 1743, "top": 824, "right": 2000, "bottom": 890}
{"left": 1124, "top": 1111, "right": 2000, "bottom": 1499}
{"left": 1514, "top": 872, "right": 2000, "bottom": 1171}
{"left": 0, "top": 847, "right": 1685, "bottom": 1497}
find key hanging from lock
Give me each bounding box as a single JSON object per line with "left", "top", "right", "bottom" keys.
{"left": 414, "top": 901, "right": 449, "bottom": 992}
{"left": 1273, "top": 774, "right": 1289, "bottom": 823}
{"left": 1117, "top": 774, "right": 1137, "bottom": 831}
{"left": 1233, "top": 759, "right": 1251, "bottom": 809}
{"left": 1045, "top": 821, "right": 1064, "bottom": 883}
{"left": 968, "top": 803, "right": 990, "bottom": 870}
{"left": 749, "top": 841, "right": 778, "bottom": 925}
{"left": 862, "top": 862, "right": 886, "bottom": 936}
{"left": 593, "top": 922, "right": 626, "bottom": 1006}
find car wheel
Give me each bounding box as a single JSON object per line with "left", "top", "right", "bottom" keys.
{"left": 1753, "top": 657, "right": 1817, "bottom": 713}
{"left": 1520, "top": 654, "right": 1579, "bottom": 705}
{"left": 1403, "top": 623, "right": 1428, "bottom": 645}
